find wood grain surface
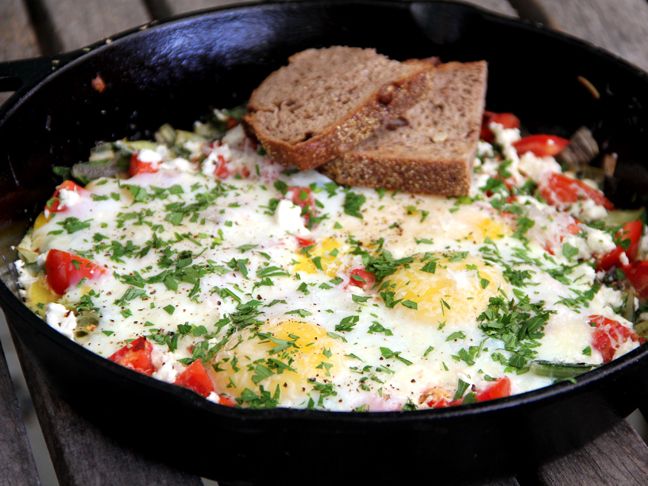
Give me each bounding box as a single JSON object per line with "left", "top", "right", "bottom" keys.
{"left": 27, "top": 0, "right": 150, "bottom": 54}
{"left": 0, "top": 345, "right": 40, "bottom": 486}
{"left": 528, "top": 0, "right": 648, "bottom": 72}
{"left": 532, "top": 418, "right": 648, "bottom": 485}
{"left": 14, "top": 343, "right": 203, "bottom": 486}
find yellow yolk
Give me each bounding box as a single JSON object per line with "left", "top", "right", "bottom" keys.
{"left": 383, "top": 254, "right": 508, "bottom": 327}
{"left": 33, "top": 212, "right": 49, "bottom": 230}
{"left": 212, "top": 320, "right": 343, "bottom": 404}
{"left": 26, "top": 277, "right": 58, "bottom": 314}
{"left": 294, "top": 237, "right": 342, "bottom": 276}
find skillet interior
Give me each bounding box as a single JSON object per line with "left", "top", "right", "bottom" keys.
{"left": 2, "top": 1, "right": 648, "bottom": 482}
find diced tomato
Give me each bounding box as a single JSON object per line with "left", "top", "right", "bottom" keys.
{"left": 598, "top": 220, "right": 643, "bottom": 271}
{"left": 45, "top": 180, "right": 86, "bottom": 213}
{"left": 513, "top": 135, "right": 569, "bottom": 157}
{"left": 589, "top": 315, "right": 644, "bottom": 363}
{"left": 174, "top": 360, "right": 215, "bottom": 397}
{"left": 218, "top": 395, "right": 237, "bottom": 407}
{"left": 348, "top": 268, "right": 376, "bottom": 290}
{"left": 296, "top": 236, "right": 315, "bottom": 248}
{"left": 476, "top": 377, "right": 511, "bottom": 402}
{"left": 213, "top": 154, "right": 230, "bottom": 179}
{"left": 540, "top": 173, "right": 614, "bottom": 210}
{"left": 481, "top": 111, "right": 520, "bottom": 142}
{"left": 129, "top": 152, "right": 159, "bottom": 177}
{"left": 567, "top": 221, "right": 581, "bottom": 235}
{"left": 108, "top": 337, "right": 155, "bottom": 376}
{"left": 623, "top": 261, "right": 648, "bottom": 299}
{"left": 45, "top": 249, "right": 107, "bottom": 295}
{"left": 288, "top": 186, "right": 316, "bottom": 223}
{"left": 427, "top": 398, "right": 450, "bottom": 408}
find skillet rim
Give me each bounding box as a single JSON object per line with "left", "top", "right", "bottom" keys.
{"left": 0, "top": 0, "right": 647, "bottom": 423}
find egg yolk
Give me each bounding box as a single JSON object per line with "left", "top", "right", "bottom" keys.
{"left": 382, "top": 254, "right": 508, "bottom": 326}
{"left": 294, "top": 237, "right": 342, "bottom": 276}
{"left": 26, "top": 276, "right": 58, "bottom": 315}
{"left": 212, "top": 319, "right": 342, "bottom": 406}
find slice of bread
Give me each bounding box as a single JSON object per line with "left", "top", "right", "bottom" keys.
{"left": 321, "top": 61, "right": 487, "bottom": 196}
{"left": 244, "top": 47, "right": 434, "bottom": 170}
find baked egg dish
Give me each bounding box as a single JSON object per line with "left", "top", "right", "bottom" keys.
{"left": 14, "top": 108, "right": 648, "bottom": 411}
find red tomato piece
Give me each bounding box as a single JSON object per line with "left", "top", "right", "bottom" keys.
{"left": 296, "top": 236, "right": 315, "bottom": 248}
{"left": 213, "top": 154, "right": 230, "bottom": 179}
{"left": 589, "top": 315, "right": 644, "bottom": 363}
{"left": 45, "top": 249, "right": 107, "bottom": 295}
{"left": 426, "top": 398, "right": 450, "bottom": 409}
{"left": 174, "top": 360, "right": 215, "bottom": 397}
{"left": 218, "top": 395, "right": 237, "bottom": 407}
{"left": 476, "top": 377, "right": 511, "bottom": 402}
{"left": 46, "top": 180, "right": 86, "bottom": 213}
{"left": 288, "top": 186, "right": 316, "bottom": 223}
{"left": 623, "top": 261, "right": 648, "bottom": 299}
{"left": 540, "top": 173, "right": 614, "bottom": 210}
{"left": 129, "top": 152, "right": 159, "bottom": 177}
{"left": 348, "top": 268, "right": 376, "bottom": 290}
{"left": 513, "top": 135, "right": 569, "bottom": 157}
{"left": 481, "top": 111, "right": 520, "bottom": 142}
{"left": 598, "top": 220, "right": 643, "bottom": 271}
{"left": 108, "top": 337, "right": 155, "bottom": 376}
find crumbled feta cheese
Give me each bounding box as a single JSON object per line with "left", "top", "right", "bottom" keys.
{"left": 160, "top": 157, "right": 196, "bottom": 173}
{"left": 584, "top": 227, "right": 616, "bottom": 255}
{"left": 58, "top": 188, "right": 82, "bottom": 210}
{"left": 202, "top": 144, "right": 232, "bottom": 176}
{"left": 45, "top": 303, "right": 77, "bottom": 340}
{"left": 518, "top": 152, "right": 561, "bottom": 183}
{"left": 206, "top": 392, "right": 221, "bottom": 403}
{"left": 619, "top": 252, "right": 630, "bottom": 266}
{"left": 151, "top": 344, "right": 181, "bottom": 383}
{"left": 137, "top": 148, "right": 163, "bottom": 165}
{"left": 476, "top": 140, "right": 494, "bottom": 159}
{"left": 14, "top": 259, "right": 37, "bottom": 289}
{"left": 276, "top": 199, "right": 310, "bottom": 237}
{"left": 570, "top": 199, "right": 608, "bottom": 222}
{"left": 222, "top": 125, "right": 245, "bottom": 147}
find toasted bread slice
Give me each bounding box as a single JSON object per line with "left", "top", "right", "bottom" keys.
{"left": 321, "top": 61, "right": 487, "bottom": 196}
{"left": 244, "top": 47, "right": 434, "bottom": 170}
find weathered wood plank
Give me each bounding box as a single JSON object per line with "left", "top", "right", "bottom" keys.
{"left": 0, "top": 0, "right": 40, "bottom": 105}
{"left": 152, "top": 0, "right": 516, "bottom": 19}
{"left": 532, "top": 419, "right": 648, "bottom": 485}
{"left": 0, "top": 343, "right": 40, "bottom": 486}
{"left": 27, "top": 0, "right": 150, "bottom": 54}
{"left": 524, "top": 0, "right": 648, "bottom": 72}
{"left": 13, "top": 341, "right": 202, "bottom": 486}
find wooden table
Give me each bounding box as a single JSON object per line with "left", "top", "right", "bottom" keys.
{"left": 2, "top": 1, "right": 648, "bottom": 484}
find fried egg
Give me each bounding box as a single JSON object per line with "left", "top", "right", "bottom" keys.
{"left": 14, "top": 116, "right": 643, "bottom": 412}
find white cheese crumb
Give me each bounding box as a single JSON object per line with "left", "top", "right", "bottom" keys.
{"left": 45, "top": 303, "right": 77, "bottom": 340}
{"left": 619, "top": 252, "right": 630, "bottom": 266}
{"left": 222, "top": 125, "right": 245, "bottom": 147}
{"left": 276, "top": 199, "right": 310, "bottom": 237}
{"left": 14, "top": 259, "right": 37, "bottom": 289}
{"left": 476, "top": 141, "right": 494, "bottom": 158}
{"left": 57, "top": 188, "right": 82, "bottom": 210}
{"left": 137, "top": 148, "right": 163, "bottom": 165}
{"left": 206, "top": 392, "right": 221, "bottom": 403}
{"left": 151, "top": 344, "right": 181, "bottom": 383}
{"left": 160, "top": 157, "right": 196, "bottom": 173}
{"left": 518, "top": 152, "right": 561, "bottom": 183}
{"left": 584, "top": 227, "right": 616, "bottom": 255}
{"left": 202, "top": 144, "right": 232, "bottom": 176}
{"left": 570, "top": 199, "right": 608, "bottom": 222}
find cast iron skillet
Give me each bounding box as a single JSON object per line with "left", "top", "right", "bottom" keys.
{"left": 2, "top": 1, "right": 648, "bottom": 483}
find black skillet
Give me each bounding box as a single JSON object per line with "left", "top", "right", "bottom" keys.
{"left": 2, "top": 1, "right": 648, "bottom": 484}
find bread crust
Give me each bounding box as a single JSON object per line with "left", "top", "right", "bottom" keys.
{"left": 321, "top": 154, "right": 472, "bottom": 197}
{"left": 244, "top": 61, "right": 434, "bottom": 170}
